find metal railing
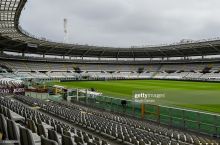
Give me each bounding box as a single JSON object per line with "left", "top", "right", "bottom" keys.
{"left": 72, "top": 95, "right": 220, "bottom": 137}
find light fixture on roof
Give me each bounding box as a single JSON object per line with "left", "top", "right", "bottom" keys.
{"left": 63, "top": 18, "right": 69, "bottom": 43}
{"left": 27, "top": 43, "right": 38, "bottom": 48}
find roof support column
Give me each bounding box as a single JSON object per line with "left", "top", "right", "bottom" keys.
{"left": 22, "top": 52, "right": 25, "bottom": 57}
{"left": 63, "top": 55, "right": 65, "bottom": 59}
{"left": 69, "top": 56, "right": 71, "bottom": 60}
{"left": 0, "top": 49, "right": 3, "bottom": 55}
{"left": 43, "top": 53, "right": 45, "bottom": 58}
{"left": 116, "top": 50, "right": 119, "bottom": 61}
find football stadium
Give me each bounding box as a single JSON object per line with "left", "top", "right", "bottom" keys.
{"left": 0, "top": 0, "right": 220, "bottom": 144}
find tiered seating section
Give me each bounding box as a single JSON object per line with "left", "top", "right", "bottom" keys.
{"left": 0, "top": 78, "right": 23, "bottom": 88}
{"left": 1, "top": 60, "right": 220, "bottom": 81}
{"left": 0, "top": 96, "right": 110, "bottom": 145}
{"left": 0, "top": 95, "right": 218, "bottom": 144}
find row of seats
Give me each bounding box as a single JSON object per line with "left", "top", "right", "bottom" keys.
{"left": 1, "top": 59, "right": 220, "bottom": 81}
{"left": 0, "top": 78, "right": 23, "bottom": 88}
{"left": 14, "top": 95, "right": 219, "bottom": 145}
{"left": 56, "top": 101, "right": 220, "bottom": 145}
{"left": 0, "top": 60, "right": 159, "bottom": 72}
{"left": 3, "top": 71, "right": 220, "bottom": 81}
{"left": 2, "top": 60, "right": 219, "bottom": 72}
{"left": 0, "top": 96, "right": 110, "bottom": 145}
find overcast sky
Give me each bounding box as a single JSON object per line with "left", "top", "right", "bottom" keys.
{"left": 19, "top": 0, "right": 220, "bottom": 47}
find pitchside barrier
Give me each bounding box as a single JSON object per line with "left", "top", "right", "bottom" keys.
{"left": 73, "top": 95, "right": 220, "bottom": 137}
{"left": 27, "top": 92, "right": 63, "bottom": 102}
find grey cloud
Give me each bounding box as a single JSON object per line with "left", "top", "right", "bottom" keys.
{"left": 20, "top": 0, "right": 220, "bottom": 47}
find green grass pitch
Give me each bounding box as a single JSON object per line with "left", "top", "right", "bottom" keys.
{"left": 47, "top": 80, "right": 220, "bottom": 114}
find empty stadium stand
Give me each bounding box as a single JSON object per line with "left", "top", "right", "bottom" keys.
{"left": 0, "top": 95, "right": 219, "bottom": 145}
{"left": 0, "top": 95, "right": 111, "bottom": 145}
{"left": 1, "top": 59, "right": 220, "bottom": 82}
{"left": 0, "top": 0, "right": 220, "bottom": 144}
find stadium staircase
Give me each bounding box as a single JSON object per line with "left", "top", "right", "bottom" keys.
{"left": 150, "top": 64, "right": 163, "bottom": 78}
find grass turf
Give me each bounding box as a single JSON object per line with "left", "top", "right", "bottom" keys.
{"left": 47, "top": 80, "right": 220, "bottom": 114}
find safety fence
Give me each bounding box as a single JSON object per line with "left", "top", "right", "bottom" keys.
{"left": 72, "top": 95, "right": 220, "bottom": 137}
{"left": 26, "top": 92, "right": 62, "bottom": 102}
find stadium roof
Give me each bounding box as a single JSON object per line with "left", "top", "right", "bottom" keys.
{"left": 1, "top": 0, "right": 220, "bottom": 58}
